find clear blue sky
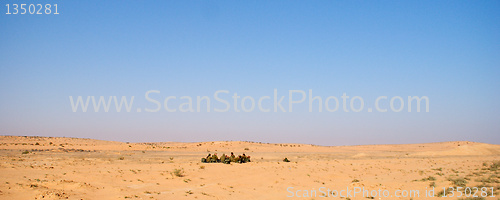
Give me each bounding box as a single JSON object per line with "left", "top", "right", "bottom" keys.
{"left": 1, "top": 0, "right": 499, "bottom": 145}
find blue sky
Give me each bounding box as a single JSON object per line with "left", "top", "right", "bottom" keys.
{"left": 1, "top": 0, "right": 499, "bottom": 145}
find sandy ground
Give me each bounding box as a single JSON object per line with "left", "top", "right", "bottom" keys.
{"left": 0, "top": 136, "right": 499, "bottom": 200}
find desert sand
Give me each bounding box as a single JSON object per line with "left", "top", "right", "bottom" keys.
{"left": 0, "top": 136, "right": 499, "bottom": 199}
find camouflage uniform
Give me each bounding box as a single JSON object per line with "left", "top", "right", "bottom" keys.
{"left": 239, "top": 154, "right": 248, "bottom": 163}
{"left": 223, "top": 155, "right": 231, "bottom": 164}
{"left": 202, "top": 154, "right": 211, "bottom": 163}
{"left": 230, "top": 152, "right": 237, "bottom": 162}
{"left": 211, "top": 154, "right": 219, "bottom": 163}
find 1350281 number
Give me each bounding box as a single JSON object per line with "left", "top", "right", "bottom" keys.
{"left": 440, "top": 187, "right": 495, "bottom": 198}
{"left": 5, "top": 4, "right": 59, "bottom": 15}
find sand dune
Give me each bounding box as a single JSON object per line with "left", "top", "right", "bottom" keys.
{"left": 0, "top": 136, "right": 499, "bottom": 199}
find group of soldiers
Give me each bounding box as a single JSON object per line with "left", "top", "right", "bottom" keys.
{"left": 201, "top": 152, "right": 251, "bottom": 164}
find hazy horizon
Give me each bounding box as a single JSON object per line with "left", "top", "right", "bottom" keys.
{"left": 1, "top": 135, "right": 497, "bottom": 147}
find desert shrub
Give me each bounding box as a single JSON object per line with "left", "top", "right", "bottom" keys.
{"left": 433, "top": 167, "right": 443, "bottom": 171}
{"left": 22, "top": 150, "right": 29, "bottom": 154}
{"left": 475, "top": 175, "right": 499, "bottom": 184}
{"left": 173, "top": 168, "right": 184, "bottom": 177}
{"left": 458, "top": 197, "right": 485, "bottom": 200}
{"left": 447, "top": 177, "right": 467, "bottom": 187}
{"left": 489, "top": 161, "right": 500, "bottom": 171}
{"left": 429, "top": 182, "right": 436, "bottom": 187}
{"left": 437, "top": 189, "right": 453, "bottom": 197}
{"left": 417, "top": 176, "right": 436, "bottom": 182}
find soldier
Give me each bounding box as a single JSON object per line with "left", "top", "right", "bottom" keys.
{"left": 283, "top": 157, "right": 290, "bottom": 162}
{"left": 211, "top": 153, "right": 219, "bottom": 163}
{"left": 230, "top": 152, "right": 236, "bottom": 162}
{"left": 223, "top": 155, "right": 231, "bottom": 164}
{"left": 241, "top": 153, "right": 250, "bottom": 163}
{"left": 202, "top": 154, "right": 211, "bottom": 163}
{"left": 241, "top": 154, "right": 247, "bottom": 163}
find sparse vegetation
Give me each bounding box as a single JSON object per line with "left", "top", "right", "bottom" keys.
{"left": 475, "top": 183, "right": 498, "bottom": 196}
{"left": 201, "top": 192, "right": 210, "bottom": 196}
{"left": 475, "top": 174, "right": 499, "bottom": 184}
{"left": 437, "top": 188, "right": 452, "bottom": 197}
{"left": 447, "top": 177, "right": 468, "bottom": 187}
{"left": 487, "top": 161, "right": 500, "bottom": 171}
{"left": 457, "top": 197, "right": 485, "bottom": 200}
{"left": 2, "top": 136, "right": 499, "bottom": 200}
{"left": 173, "top": 168, "right": 185, "bottom": 177}
{"left": 416, "top": 176, "right": 436, "bottom": 182}
{"left": 430, "top": 182, "right": 436, "bottom": 187}
{"left": 433, "top": 167, "right": 443, "bottom": 171}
